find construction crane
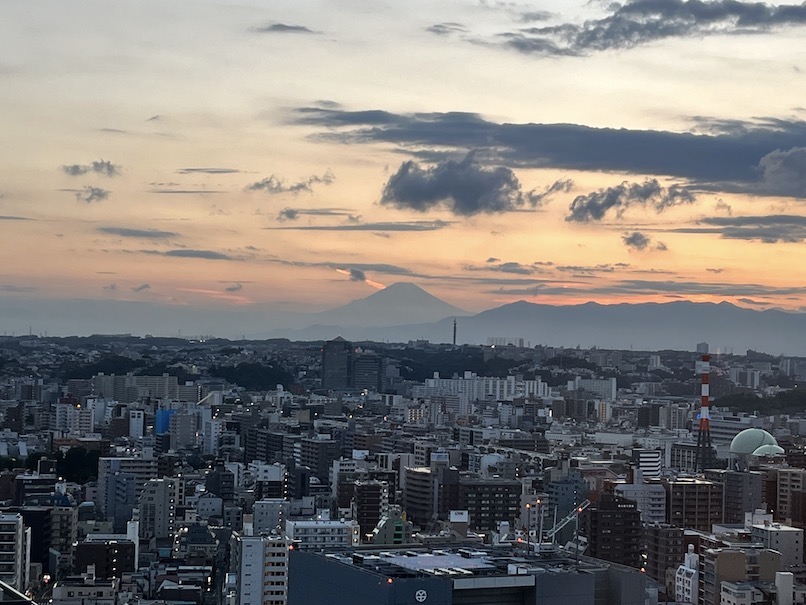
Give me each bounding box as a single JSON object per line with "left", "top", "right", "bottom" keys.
{"left": 544, "top": 499, "right": 591, "bottom": 543}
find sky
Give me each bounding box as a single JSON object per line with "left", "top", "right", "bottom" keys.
{"left": 1, "top": 0, "right": 806, "bottom": 337}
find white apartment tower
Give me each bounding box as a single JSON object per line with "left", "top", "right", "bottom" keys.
{"left": 235, "top": 535, "right": 290, "bottom": 605}
{"left": 0, "top": 513, "right": 26, "bottom": 590}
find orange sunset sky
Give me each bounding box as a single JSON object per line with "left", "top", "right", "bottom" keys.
{"left": 1, "top": 0, "right": 805, "bottom": 336}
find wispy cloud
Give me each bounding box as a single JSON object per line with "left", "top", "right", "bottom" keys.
{"left": 176, "top": 167, "right": 241, "bottom": 174}
{"left": 246, "top": 171, "right": 334, "bottom": 195}
{"left": 62, "top": 159, "right": 120, "bottom": 177}
{"left": 164, "top": 249, "right": 232, "bottom": 260}
{"left": 275, "top": 207, "right": 355, "bottom": 221}
{"left": 252, "top": 23, "right": 318, "bottom": 34}
{"left": 148, "top": 188, "right": 224, "bottom": 195}
{"left": 98, "top": 227, "right": 178, "bottom": 239}
{"left": 132, "top": 283, "right": 151, "bottom": 293}
{"left": 65, "top": 186, "right": 110, "bottom": 203}
{"left": 265, "top": 220, "right": 451, "bottom": 232}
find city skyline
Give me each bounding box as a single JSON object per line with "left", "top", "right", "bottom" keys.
{"left": 1, "top": 0, "right": 806, "bottom": 336}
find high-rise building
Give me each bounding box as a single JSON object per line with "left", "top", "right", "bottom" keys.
{"left": 350, "top": 481, "right": 388, "bottom": 539}
{"left": 233, "top": 534, "right": 290, "bottom": 605}
{"left": 0, "top": 513, "right": 26, "bottom": 590}
{"left": 97, "top": 456, "right": 158, "bottom": 518}
{"left": 458, "top": 477, "right": 521, "bottom": 531}
{"left": 614, "top": 470, "right": 666, "bottom": 524}
{"left": 644, "top": 523, "right": 684, "bottom": 587}
{"left": 135, "top": 478, "right": 180, "bottom": 540}
{"left": 74, "top": 540, "right": 135, "bottom": 578}
{"left": 581, "top": 494, "right": 642, "bottom": 569}
{"left": 663, "top": 477, "right": 723, "bottom": 531}
{"left": 351, "top": 354, "right": 382, "bottom": 393}
{"left": 704, "top": 469, "right": 763, "bottom": 524}
{"left": 699, "top": 547, "right": 780, "bottom": 605}
{"left": 321, "top": 337, "right": 353, "bottom": 390}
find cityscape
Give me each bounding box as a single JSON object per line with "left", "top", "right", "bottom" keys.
{"left": 0, "top": 331, "right": 804, "bottom": 604}
{"left": 2, "top": 0, "right": 806, "bottom": 604}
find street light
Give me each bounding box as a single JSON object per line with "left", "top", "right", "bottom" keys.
{"left": 525, "top": 503, "right": 531, "bottom": 553}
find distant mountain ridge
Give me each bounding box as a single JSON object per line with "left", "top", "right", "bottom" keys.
{"left": 275, "top": 291, "right": 806, "bottom": 355}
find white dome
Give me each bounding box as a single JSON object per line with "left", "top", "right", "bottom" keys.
{"left": 751, "top": 444, "right": 785, "bottom": 457}
{"left": 729, "top": 428, "right": 778, "bottom": 455}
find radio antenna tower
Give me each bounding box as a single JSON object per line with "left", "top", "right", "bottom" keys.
{"left": 695, "top": 354, "right": 713, "bottom": 472}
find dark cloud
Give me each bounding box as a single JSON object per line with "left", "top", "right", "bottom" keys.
{"left": 102, "top": 283, "right": 118, "bottom": 291}
{"left": 147, "top": 115, "right": 161, "bottom": 121}
{"left": 699, "top": 214, "right": 806, "bottom": 243}
{"left": 132, "top": 283, "right": 151, "bottom": 293}
{"left": 486, "top": 257, "right": 500, "bottom": 263}
{"left": 737, "top": 297, "right": 770, "bottom": 306}
{"left": 246, "top": 171, "right": 335, "bottom": 195}
{"left": 381, "top": 153, "right": 552, "bottom": 216}
{"left": 566, "top": 179, "right": 695, "bottom": 222}
{"left": 0, "top": 215, "right": 32, "bottom": 221}
{"left": 225, "top": 283, "right": 243, "bottom": 292}
{"left": 277, "top": 208, "right": 299, "bottom": 221}
{"left": 74, "top": 187, "right": 110, "bottom": 203}
{"left": 622, "top": 231, "right": 651, "bottom": 251}
{"left": 265, "top": 220, "right": 451, "bottom": 232}
{"left": 292, "top": 107, "right": 806, "bottom": 193}
{"left": 62, "top": 159, "right": 120, "bottom": 177}
{"left": 164, "top": 249, "right": 232, "bottom": 260}
{"left": 426, "top": 22, "right": 468, "bottom": 35}
{"left": 715, "top": 200, "right": 733, "bottom": 215}
{"left": 176, "top": 167, "right": 241, "bottom": 174}
{"left": 527, "top": 178, "right": 574, "bottom": 206}
{"left": 757, "top": 147, "right": 806, "bottom": 197}
{"left": 496, "top": 0, "right": 806, "bottom": 57}
{"left": 655, "top": 241, "right": 669, "bottom": 251}
{"left": 348, "top": 268, "right": 367, "bottom": 282}
{"left": 97, "top": 227, "right": 178, "bottom": 239}
{"left": 707, "top": 267, "right": 725, "bottom": 273}
{"left": 252, "top": 23, "right": 317, "bottom": 34}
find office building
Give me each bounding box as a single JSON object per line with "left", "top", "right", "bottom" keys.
{"left": 321, "top": 337, "right": 353, "bottom": 390}
{"left": 288, "top": 545, "right": 655, "bottom": 605}
{"left": 749, "top": 522, "right": 803, "bottom": 565}
{"left": 581, "top": 494, "right": 642, "bottom": 569}
{"left": 457, "top": 477, "right": 521, "bottom": 531}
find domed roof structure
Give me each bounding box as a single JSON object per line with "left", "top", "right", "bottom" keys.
{"left": 729, "top": 428, "right": 778, "bottom": 455}
{"left": 751, "top": 444, "right": 785, "bottom": 457}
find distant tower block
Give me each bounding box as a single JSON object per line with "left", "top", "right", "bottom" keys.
{"left": 696, "top": 342, "right": 709, "bottom": 354}
{"left": 695, "top": 354, "right": 714, "bottom": 472}
{"left": 453, "top": 318, "right": 457, "bottom": 346}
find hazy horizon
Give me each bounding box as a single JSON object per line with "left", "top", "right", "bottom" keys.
{"left": 2, "top": 1, "right": 806, "bottom": 339}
